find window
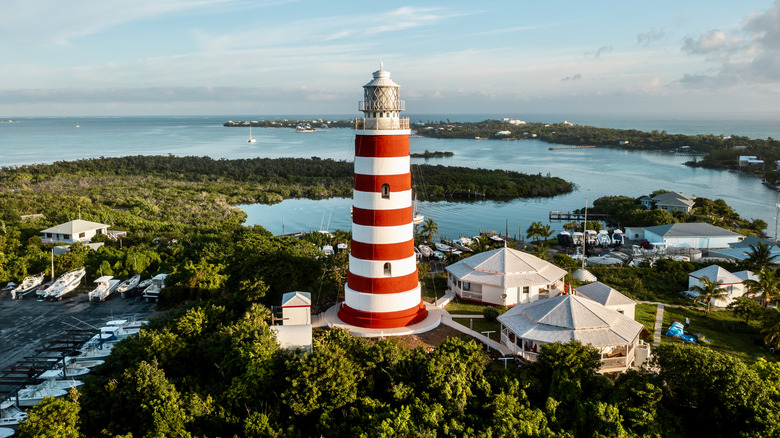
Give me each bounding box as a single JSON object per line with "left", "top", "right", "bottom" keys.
{"left": 384, "top": 262, "right": 391, "bottom": 276}
{"left": 64, "top": 234, "right": 70, "bottom": 240}
{"left": 523, "top": 286, "right": 530, "bottom": 294}
{"left": 381, "top": 184, "right": 390, "bottom": 199}
{"left": 79, "top": 232, "right": 86, "bottom": 239}
{"left": 46, "top": 233, "right": 52, "bottom": 238}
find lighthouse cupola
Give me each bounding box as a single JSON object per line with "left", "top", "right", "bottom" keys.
{"left": 357, "top": 63, "right": 408, "bottom": 131}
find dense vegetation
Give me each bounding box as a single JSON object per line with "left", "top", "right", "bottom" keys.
{"left": 410, "top": 150, "right": 455, "bottom": 158}
{"left": 415, "top": 120, "right": 780, "bottom": 181}
{"left": 589, "top": 190, "right": 767, "bottom": 235}
{"left": 224, "top": 119, "right": 354, "bottom": 128}
{"left": 17, "top": 311, "right": 780, "bottom": 437}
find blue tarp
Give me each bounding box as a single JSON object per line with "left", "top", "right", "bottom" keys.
{"left": 665, "top": 321, "right": 697, "bottom": 343}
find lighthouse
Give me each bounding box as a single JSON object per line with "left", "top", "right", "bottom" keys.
{"left": 337, "top": 65, "right": 428, "bottom": 329}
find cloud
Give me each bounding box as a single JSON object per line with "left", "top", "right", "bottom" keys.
{"left": 561, "top": 74, "right": 582, "bottom": 82}
{"left": 637, "top": 28, "right": 665, "bottom": 46}
{"left": 678, "top": 1, "right": 780, "bottom": 90}
{"left": 586, "top": 45, "right": 613, "bottom": 58}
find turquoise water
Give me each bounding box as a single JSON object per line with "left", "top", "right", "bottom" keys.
{"left": 2, "top": 115, "right": 778, "bottom": 238}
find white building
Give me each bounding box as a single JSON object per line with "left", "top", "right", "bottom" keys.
{"left": 271, "top": 291, "right": 313, "bottom": 351}
{"left": 639, "top": 192, "right": 696, "bottom": 213}
{"left": 739, "top": 155, "right": 763, "bottom": 168}
{"left": 497, "top": 294, "right": 646, "bottom": 373}
{"left": 625, "top": 223, "right": 743, "bottom": 249}
{"left": 687, "top": 265, "right": 747, "bottom": 307}
{"left": 575, "top": 282, "right": 636, "bottom": 320}
{"left": 40, "top": 219, "right": 110, "bottom": 244}
{"left": 445, "top": 247, "right": 566, "bottom": 306}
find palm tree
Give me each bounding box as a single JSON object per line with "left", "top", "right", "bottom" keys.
{"left": 690, "top": 276, "right": 729, "bottom": 314}
{"left": 744, "top": 267, "right": 780, "bottom": 309}
{"left": 526, "top": 221, "right": 543, "bottom": 244}
{"left": 420, "top": 218, "right": 439, "bottom": 244}
{"left": 539, "top": 224, "right": 554, "bottom": 243}
{"left": 745, "top": 243, "right": 779, "bottom": 271}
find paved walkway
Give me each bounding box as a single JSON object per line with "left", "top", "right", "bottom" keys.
{"left": 653, "top": 304, "right": 664, "bottom": 346}
{"left": 440, "top": 313, "right": 513, "bottom": 355}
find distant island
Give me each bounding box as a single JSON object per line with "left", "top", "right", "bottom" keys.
{"left": 410, "top": 150, "right": 454, "bottom": 158}
{"left": 224, "top": 119, "right": 353, "bottom": 128}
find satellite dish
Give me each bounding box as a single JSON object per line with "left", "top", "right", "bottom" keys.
{"left": 501, "top": 293, "right": 507, "bottom": 299}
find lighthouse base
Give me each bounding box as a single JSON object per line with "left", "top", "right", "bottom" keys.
{"left": 323, "top": 302, "right": 441, "bottom": 337}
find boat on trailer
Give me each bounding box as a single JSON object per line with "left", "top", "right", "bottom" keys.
{"left": 116, "top": 274, "right": 141, "bottom": 298}
{"left": 10, "top": 272, "right": 45, "bottom": 299}
{"left": 45, "top": 267, "right": 86, "bottom": 300}
{"left": 88, "top": 276, "right": 120, "bottom": 302}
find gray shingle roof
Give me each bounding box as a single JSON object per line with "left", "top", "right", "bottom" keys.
{"left": 497, "top": 294, "right": 643, "bottom": 346}
{"left": 688, "top": 265, "right": 743, "bottom": 284}
{"left": 576, "top": 282, "right": 635, "bottom": 307}
{"left": 445, "top": 247, "right": 566, "bottom": 288}
{"left": 645, "top": 223, "right": 740, "bottom": 238}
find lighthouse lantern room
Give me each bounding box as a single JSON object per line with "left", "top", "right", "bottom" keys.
{"left": 337, "top": 65, "right": 428, "bottom": 329}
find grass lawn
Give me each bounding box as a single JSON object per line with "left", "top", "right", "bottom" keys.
{"left": 452, "top": 317, "right": 501, "bottom": 335}
{"left": 635, "top": 303, "right": 659, "bottom": 333}
{"left": 659, "top": 306, "right": 773, "bottom": 364}
{"left": 444, "top": 300, "right": 489, "bottom": 315}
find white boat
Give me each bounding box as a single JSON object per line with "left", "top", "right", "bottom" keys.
{"left": 489, "top": 235, "right": 504, "bottom": 242}
{"left": 247, "top": 125, "right": 256, "bottom": 143}
{"left": 39, "top": 365, "right": 91, "bottom": 380}
{"left": 413, "top": 246, "right": 422, "bottom": 260}
{"left": 321, "top": 244, "right": 334, "bottom": 256}
{"left": 571, "top": 231, "right": 584, "bottom": 246}
{"left": 0, "top": 282, "right": 15, "bottom": 293}
{"left": 88, "top": 276, "right": 120, "bottom": 302}
{"left": 15, "top": 381, "right": 68, "bottom": 406}
{"left": 142, "top": 273, "right": 168, "bottom": 302}
{"left": 412, "top": 194, "right": 424, "bottom": 224}
{"left": 117, "top": 274, "right": 141, "bottom": 298}
{"left": 454, "top": 237, "right": 473, "bottom": 252}
{"left": 336, "top": 243, "right": 348, "bottom": 253}
{"left": 0, "top": 403, "right": 26, "bottom": 428}
{"left": 585, "top": 229, "right": 598, "bottom": 245}
{"left": 35, "top": 280, "right": 54, "bottom": 299}
{"left": 434, "top": 242, "right": 454, "bottom": 252}
{"left": 45, "top": 267, "right": 86, "bottom": 300}
{"left": 75, "top": 342, "right": 114, "bottom": 361}
{"left": 433, "top": 250, "right": 446, "bottom": 260}
{"left": 0, "top": 427, "right": 13, "bottom": 438}
{"left": 10, "top": 272, "right": 45, "bottom": 299}
{"left": 136, "top": 278, "right": 153, "bottom": 291}
{"left": 597, "top": 230, "right": 611, "bottom": 247}
{"left": 611, "top": 229, "right": 624, "bottom": 245}
{"left": 65, "top": 357, "right": 104, "bottom": 368}
{"left": 418, "top": 244, "right": 434, "bottom": 258}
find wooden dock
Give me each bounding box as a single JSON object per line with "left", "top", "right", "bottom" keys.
{"left": 549, "top": 211, "right": 610, "bottom": 221}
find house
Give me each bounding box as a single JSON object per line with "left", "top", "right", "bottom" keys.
{"left": 624, "top": 223, "right": 743, "bottom": 249}
{"left": 686, "top": 265, "right": 746, "bottom": 307}
{"left": 639, "top": 192, "right": 696, "bottom": 213}
{"left": 497, "top": 294, "right": 646, "bottom": 373}
{"left": 708, "top": 237, "right": 780, "bottom": 262}
{"left": 270, "top": 291, "right": 312, "bottom": 351}
{"left": 575, "top": 282, "right": 636, "bottom": 319}
{"left": 445, "top": 247, "right": 566, "bottom": 306}
{"left": 495, "top": 130, "right": 512, "bottom": 136}
{"left": 40, "top": 219, "right": 110, "bottom": 244}
{"left": 739, "top": 156, "right": 763, "bottom": 168}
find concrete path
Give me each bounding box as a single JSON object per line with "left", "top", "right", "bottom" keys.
{"left": 440, "top": 313, "right": 513, "bottom": 355}
{"left": 653, "top": 304, "right": 664, "bottom": 346}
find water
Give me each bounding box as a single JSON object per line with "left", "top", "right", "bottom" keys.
{"left": 2, "top": 115, "right": 778, "bottom": 238}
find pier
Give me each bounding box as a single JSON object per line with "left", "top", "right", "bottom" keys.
{"left": 548, "top": 145, "right": 597, "bottom": 150}
{"left": 548, "top": 211, "right": 610, "bottom": 221}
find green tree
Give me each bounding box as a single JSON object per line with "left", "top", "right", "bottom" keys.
{"left": 526, "top": 221, "right": 543, "bottom": 244}
{"left": 744, "top": 267, "right": 780, "bottom": 308}
{"left": 745, "top": 242, "right": 779, "bottom": 271}
{"left": 420, "top": 218, "right": 439, "bottom": 244}
{"left": 16, "top": 394, "right": 82, "bottom": 438}
{"left": 690, "top": 276, "right": 728, "bottom": 313}
{"left": 728, "top": 296, "right": 763, "bottom": 324}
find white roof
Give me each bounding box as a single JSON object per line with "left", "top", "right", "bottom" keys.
{"left": 445, "top": 247, "right": 566, "bottom": 288}
{"left": 364, "top": 68, "right": 400, "bottom": 88}
{"left": 41, "top": 219, "right": 109, "bottom": 235}
{"left": 576, "top": 282, "right": 635, "bottom": 307}
{"left": 688, "top": 265, "right": 743, "bottom": 285}
{"left": 282, "top": 291, "right": 311, "bottom": 307}
{"left": 645, "top": 223, "right": 741, "bottom": 239}
{"left": 94, "top": 276, "right": 114, "bottom": 283}
{"left": 498, "top": 294, "right": 643, "bottom": 347}
{"left": 732, "top": 270, "right": 758, "bottom": 282}
{"left": 572, "top": 268, "right": 597, "bottom": 282}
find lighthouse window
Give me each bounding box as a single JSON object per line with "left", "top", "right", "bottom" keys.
{"left": 381, "top": 184, "right": 390, "bottom": 199}
{"left": 384, "top": 262, "right": 391, "bottom": 275}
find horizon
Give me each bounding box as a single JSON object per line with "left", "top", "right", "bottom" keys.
{"left": 2, "top": 1, "right": 780, "bottom": 117}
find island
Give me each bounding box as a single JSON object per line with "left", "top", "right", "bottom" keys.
{"left": 410, "top": 150, "right": 454, "bottom": 158}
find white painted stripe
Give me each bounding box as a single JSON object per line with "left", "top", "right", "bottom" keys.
{"left": 356, "top": 130, "right": 411, "bottom": 136}
{"left": 344, "top": 284, "right": 422, "bottom": 313}
{"left": 352, "top": 223, "right": 414, "bottom": 244}
{"left": 349, "top": 255, "right": 417, "bottom": 278}
{"left": 353, "top": 190, "right": 412, "bottom": 210}
{"left": 354, "top": 156, "right": 410, "bottom": 175}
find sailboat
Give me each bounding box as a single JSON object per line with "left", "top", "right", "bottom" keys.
{"left": 412, "top": 194, "right": 424, "bottom": 224}
{"left": 247, "top": 125, "right": 256, "bottom": 143}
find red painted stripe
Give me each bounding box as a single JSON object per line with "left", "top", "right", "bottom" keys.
{"left": 354, "top": 173, "right": 411, "bottom": 192}
{"left": 351, "top": 207, "right": 413, "bottom": 227}
{"left": 355, "top": 135, "right": 409, "bottom": 157}
{"left": 347, "top": 272, "right": 419, "bottom": 293}
{"left": 338, "top": 302, "right": 428, "bottom": 328}
{"left": 351, "top": 239, "right": 414, "bottom": 260}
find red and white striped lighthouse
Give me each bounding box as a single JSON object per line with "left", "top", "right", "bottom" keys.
{"left": 338, "top": 65, "right": 428, "bottom": 329}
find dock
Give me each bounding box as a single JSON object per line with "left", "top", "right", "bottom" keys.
{"left": 548, "top": 211, "right": 610, "bottom": 221}
{"left": 548, "top": 145, "right": 597, "bottom": 150}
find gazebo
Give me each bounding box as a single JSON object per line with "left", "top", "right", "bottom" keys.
{"left": 497, "top": 294, "right": 645, "bottom": 372}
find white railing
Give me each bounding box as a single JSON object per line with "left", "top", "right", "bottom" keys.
{"left": 359, "top": 100, "right": 405, "bottom": 112}
{"left": 354, "top": 118, "right": 409, "bottom": 130}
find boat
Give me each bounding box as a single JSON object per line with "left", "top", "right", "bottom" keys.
{"left": 247, "top": 125, "right": 256, "bottom": 143}
{"left": 418, "top": 244, "right": 434, "bottom": 258}
{"left": 611, "top": 229, "right": 624, "bottom": 246}
{"left": 336, "top": 243, "right": 348, "bottom": 253}
{"left": 142, "top": 273, "right": 168, "bottom": 302}
{"left": 597, "top": 230, "right": 611, "bottom": 247}
{"left": 585, "top": 229, "right": 598, "bottom": 246}
{"left": 0, "top": 282, "right": 16, "bottom": 294}
{"left": 489, "top": 235, "right": 504, "bottom": 243}
{"left": 413, "top": 246, "right": 422, "bottom": 260}
{"left": 136, "top": 278, "right": 153, "bottom": 292}
{"left": 412, "top": 194, "right": 424, "bottom": 224}
{"left": 321, "top": 245, "right": 334, "bottom": 256}
{"left": 88, "top": 276, "right": 120, "bottom": 302}
{"left": 14, "top": 381, "right": 68, "bottom": 406}
{"left": 65, "top": 357, "right": 104, "bottom": 369}
{"left": 34, "top": 280, "right": 54, "bottom": 299}
{"left": 39, "top": 365, "right": 91, "bottom": 380}
{"left": 0, "top": 427, "right": 13, "bottom": 438}
{"left": 433, "top": 251, "right": 446, "bottom": 260}
{"left": 0, "top": 402, "right": 26, "bottom": 428}
{"left": 434, "top": 242, "right": 454, "bottom": 252}
{"left": 454, "top": 236, "right": 473, "bottom": 252}
{"left": 10, "top": 272, "right": 45, "bottom": 299}
{"left": 117, "top": 274, "right": 141, "bottom": 298}
{"left": 296, "top": 124, "right": 315, "bottom": 132}
{"left": 45, "top": 267, "right": 86, "bottom": 300}
{"left": 571, "top": 231, "right": 584, "bottom": 246}
{"left": 75, "top": 342, "right": 114, "bottom": 361}
{"left": 557, "top": 231, "right": 573, "bottom": 247}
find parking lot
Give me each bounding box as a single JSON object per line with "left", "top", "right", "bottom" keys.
{"left": 0, "top": 291, "right": 163, "bottom": 372}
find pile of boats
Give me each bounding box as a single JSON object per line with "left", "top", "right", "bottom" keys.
{"left": 0, "top": 318, "right": 148, "bottom": 429}
{"left": 418, "top": 236, "right": 476, "bottom": 261}
{"left": 4, "top": 271, "right": 168, "bottom": 303}
{"left": 557, "top": 229, "right": 624, "bottom": 248}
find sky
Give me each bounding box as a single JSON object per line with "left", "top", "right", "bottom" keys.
{"left": 1, "top": 0, "right": 780, "bottom": 117}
